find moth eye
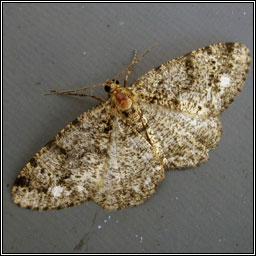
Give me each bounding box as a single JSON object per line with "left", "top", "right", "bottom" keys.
{"left": 111, "top": 79, "right": 119, "bottom": 84}
{"left": 104, "top": 85, "right": 111, "bottom": 92}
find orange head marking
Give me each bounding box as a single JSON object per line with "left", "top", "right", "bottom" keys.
{"left": 115, "top": 92, "right": 132, "bottom": 111}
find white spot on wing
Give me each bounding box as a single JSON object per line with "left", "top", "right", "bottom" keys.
{"left": 142, "top": 152, "right": 153, "bottom": 161}
{"left": 129, "top": 138, "right": 138, "bottom": 148}
{"left": 220, "top": 75, "right": 230, "bottom": 87}
{"left": 51, "top": 186, "right": 63, "bottom": 197}
{"left": 64, "top": 190, "right": 71, "bottom": 196}
{"left": 145, "top": 177, "right": 152, "bottom": 185}
{"left": 189, "top": 119, "right": 197, "bottom": 126}
{"left": 133, "top": 185, "right": 140, "bottom": 192}
{"left": 77, "top": 185, "right": 84, "bottom": 192}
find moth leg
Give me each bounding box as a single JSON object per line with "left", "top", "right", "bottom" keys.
{"left": 46, "top": 90, "right": 105, "bottom": 103}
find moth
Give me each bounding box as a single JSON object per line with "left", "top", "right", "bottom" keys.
{"left": 12, "top": 42, "right": 251, "bottom": 210}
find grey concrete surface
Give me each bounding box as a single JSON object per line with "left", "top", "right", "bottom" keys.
{"left": 3, "top": 3, "right": 253, "bottom": 253}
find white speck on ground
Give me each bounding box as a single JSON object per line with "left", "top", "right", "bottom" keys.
{"left": 135, "top": 234, "right": 143, "bottom": 243}
{"left": 98, "top": 225, "right": 102, "bottom": 229}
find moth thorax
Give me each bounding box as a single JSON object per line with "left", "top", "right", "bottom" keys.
{"left": 115, "top": 92, "right": 132, "bottom": 111}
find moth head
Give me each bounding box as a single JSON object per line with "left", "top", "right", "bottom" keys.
{"left": 104, "top": 79, "right": 120, "bottom": 93}
{"left": 105, "top": 79, "right": 133, "bottom": 111}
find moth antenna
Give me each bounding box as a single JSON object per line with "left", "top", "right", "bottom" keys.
{"left": 114, "top": 43, "right": 158, "bottom": 86}
{"left": 44, "top": 90, "right": 105, "bottom": 103}
{"left": 44, "top": 83, "right": 106, "bottom": 96}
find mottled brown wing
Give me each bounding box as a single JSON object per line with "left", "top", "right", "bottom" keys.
{"left": 12, "top": 101, "right": 113, "bottom": 210}
{"left": 12, "top": 100, "right": 164, "bottom": 210}
{"left": 131, "top": 42, "right": 250, "bottom": 117}
{"left": 92, "top": 115, "right": 164, "bottom": 210}
{"left": 138, "top": 102, "right": 222, "bottom": 169}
